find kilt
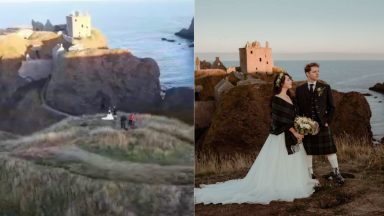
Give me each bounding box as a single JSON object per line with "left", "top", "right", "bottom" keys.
{"left": 303, "top": 126, "right": 337, "bottom": 155}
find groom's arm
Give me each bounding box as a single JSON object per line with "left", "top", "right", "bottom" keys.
{"left": 325, "top": 84, "right": 335, "bottom": 124}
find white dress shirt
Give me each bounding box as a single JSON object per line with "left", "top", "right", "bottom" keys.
{"left": 307, "top": 81, "right": 317, "bottom": 91}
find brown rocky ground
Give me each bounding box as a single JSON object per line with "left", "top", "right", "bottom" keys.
{"left": 196, "top": 164, "right": 384, "bottom": 216}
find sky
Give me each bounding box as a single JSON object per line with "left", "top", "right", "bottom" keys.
{"left": 0, "top": 0, "right": 186, "bottom": 2}
{"left": 196, "top": 0, "right": 384, "bottom": 56}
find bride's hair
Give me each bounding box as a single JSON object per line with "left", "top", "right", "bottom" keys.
{"left": 272, "top": 72, "right": 293, "bottom": 98}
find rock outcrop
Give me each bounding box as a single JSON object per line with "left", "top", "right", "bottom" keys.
{"left": 195, "top": 101, "right": 216, "bottom": 129}
{"left": 0, "top": 78, "right": 65, "bottom": 135}
{"left": 175, "top": 18, "right": 194, "bottom": 40}
{"left": 195, "top": 69, "right": 238, "bottom": 101}
{"left": 45, "top": 49, "right": 162, "bottom": 115}
{"left": 197, "top": 81, "right": 373, "bottom": 156}
{"left": 0, "top": 34, "right": 28, "bottom": 78}
{"left": 27, "top": 31, "right": 65, "bottom": 59}
{"left": 369, "top": 82, "right": 384, "bottom": 94}
{"left": 161, "top": 87, "right": 194, "bottom": 125}
{"left": 1, "top": 28, "right": 190, "bottom": 135}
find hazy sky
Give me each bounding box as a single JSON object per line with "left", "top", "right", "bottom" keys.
{"left": 196, "top": 0, "right": 384, "bottom": 54}
{"left": 0, "top": 0, "right": 186, "bottom": 2}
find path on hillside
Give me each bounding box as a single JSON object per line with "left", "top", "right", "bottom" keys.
{"left": 11, "top": 144, "right": 193, "bottom": 185}
{"left": 40, "top": 77, "right": 74, "bottom": 118}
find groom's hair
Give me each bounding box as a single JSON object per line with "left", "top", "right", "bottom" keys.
{"left": 304, "top": 62, "right": 319, "bottom": 73}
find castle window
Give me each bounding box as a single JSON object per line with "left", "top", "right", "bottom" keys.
{"left": 267, "top": 61, "right": 269, "bottom": 64}
{"left": 75, "top": 19, "right": 77, "bottom": 22}
{"left": 250, "top": 51, "right": 253, "bottom": 54}
{"left": 259, "top": 58, "right": 262, "bottom": 62}
{"left": 81, "top": 24, "right": 84, "bottom": 28}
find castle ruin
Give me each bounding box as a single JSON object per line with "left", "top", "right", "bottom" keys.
{"left": 66, "top": 11, "right": 91, "bottom": 39}
{"left": 239, "top": 40, "right": 273, "bottom": 74}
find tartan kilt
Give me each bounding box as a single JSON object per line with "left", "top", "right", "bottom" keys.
{"left": 303, "top": 126, "right": 337, "bottom": 155}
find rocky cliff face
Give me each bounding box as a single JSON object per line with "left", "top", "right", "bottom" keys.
{"left": 175, "top": 18, "right": 194, "bottom": 40}
{"left": 45, "top": 49, "right": 161, "bottom": 115}
{"left": 161, "top": 87, "right": 194, "bottom": 125}
{"left": 1, "top": 29, "right": 191, "bottom": 135}
{"left": 0, "top": 34, "right": 28, "bottom": 82}
{"left": 197, "top": 82, "right": 373, "bottom": 156}
{"left": 195, "top": 69, "right": 231, "bottom": 101}
{"left": 369, "top": 82, "right": 384, "bottom": 94}
{"left": 0, "top": 34, "right": 61, "bottom": 135}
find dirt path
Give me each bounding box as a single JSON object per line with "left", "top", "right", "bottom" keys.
{"left": 40, "top": 77, "right": 73, "bottom": 117}
{"left": 13, "top": 145, "right": 193, "bottom": 185}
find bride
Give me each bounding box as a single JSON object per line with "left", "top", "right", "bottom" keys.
{"left": 195, "top": 72, "right": 319, "bottom": 205}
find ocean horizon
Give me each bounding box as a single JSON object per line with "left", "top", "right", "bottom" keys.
{"left": 211, "top": 59, "right": 384, "bottom": 141}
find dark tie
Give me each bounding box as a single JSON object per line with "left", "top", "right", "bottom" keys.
{"left": 309, "top": 84, "right": 314, "bottom": 94}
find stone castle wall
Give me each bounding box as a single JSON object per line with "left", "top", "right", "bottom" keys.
{"left": 239, "top": 41, "right": 273, "bottom": 74}
{"left": 66, "top": 12, "right": 91, "bottom": 39}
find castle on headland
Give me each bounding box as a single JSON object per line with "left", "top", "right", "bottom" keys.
{"left": 195, "top": 40, "right": 275, "bottom": 102}
{"left": 239, "top": 40, "right": 273, "bottom": 74}
{"left": 66, "top": 11, "right": 91, "bottom": 39}
{"left": 31, "top": 11, "right": 91, "bottom": 39}
{"left": 16, "top": 11, "right": 94, "bottom": 81}
{"left": 195, "top": 40, "right": 274, "bottom": 75}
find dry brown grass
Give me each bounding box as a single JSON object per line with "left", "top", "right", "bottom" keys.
{"left": 333, "top": 133, "right": 384, "bottom": 170}
{"left": 71, "top": 28, "right": 108, "bottom": 49}
{"left": 0, "top": 33, "right": 28, "bottom": 59}
{"left": 196, "top": 135, "right": 384, "bottom": 176}
{"left": 195, "top": 150, "right": 254, "bottom": 176}
{"left": 195, "top": 135, "right": 384, "bottom": 216}
{"left": 0, "top": 113, "right": 194, "bottom": 215}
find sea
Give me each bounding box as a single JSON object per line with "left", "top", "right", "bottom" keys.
{"left": 219, "top": 59, "right": 384, "bottom": 141}
{"left": 0, "top": 0, "right": 194, "bottom": 88}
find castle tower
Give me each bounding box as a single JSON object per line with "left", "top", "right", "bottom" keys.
{"left": 195, "top": 56, "right": 201, "bottom": 70}
{"left": 239, "top": 40, "right": 273, "bottom": 74}
{"left": 66, "top": 11, "right": 91, "bottom": 39}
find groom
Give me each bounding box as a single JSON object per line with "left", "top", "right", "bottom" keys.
{"left": 295, "top": 62, "right": 344, "bottom": 185}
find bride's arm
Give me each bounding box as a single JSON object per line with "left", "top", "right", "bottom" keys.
{"left": 289, "top": 127, "right": 303, "bottom": 140}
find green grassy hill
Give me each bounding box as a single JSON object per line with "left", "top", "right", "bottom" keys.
{"left": 0, "top": 113, "right": 194, "bottom": 216}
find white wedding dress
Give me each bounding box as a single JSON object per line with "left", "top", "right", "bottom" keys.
{"left": 195, "top": 133, "right": 318, "bottom": 205}
{"left": 102, "top": 110, "right": 114, "bottom": 120}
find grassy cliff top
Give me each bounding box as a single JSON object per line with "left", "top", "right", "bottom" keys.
{"left": 0, "top": 34, "right": 28, "bottom": 59}
{"left": 1, "top": 113, "right": 194, "bottom": 185}
{"left": 72, "top": 28, "right": 108, "bottom": 49}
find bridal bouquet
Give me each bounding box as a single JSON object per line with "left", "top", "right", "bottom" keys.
{"left": 294, "top": 116, "right": 320, "bottom": 136}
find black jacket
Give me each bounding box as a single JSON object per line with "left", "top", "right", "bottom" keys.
{"left": 270, "top": 96, "right": 297, "bottom": 155}
{"left": 295, "top": 81, "right": 335, "bottom": 126}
